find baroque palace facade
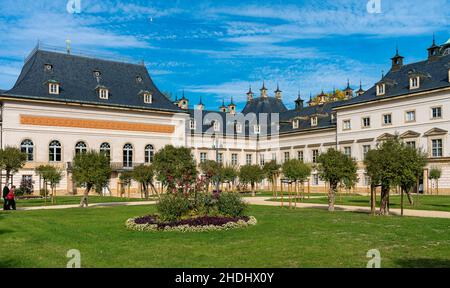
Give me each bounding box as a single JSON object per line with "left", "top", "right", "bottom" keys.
{"left": 1, "top": 38, "right": 450, "bottom": 195}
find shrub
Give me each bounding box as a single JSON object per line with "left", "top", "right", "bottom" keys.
{"left": 19, "top": 177, "right": 34, "bottom": 195}
{"left": 194, "top": 192, "right": 219, "bottom": 216}
{"left": 156, "top": 194, "right": 191, "bottom": 222}
{"left": 217, "top": 192, "right": 248, "bottom": 217}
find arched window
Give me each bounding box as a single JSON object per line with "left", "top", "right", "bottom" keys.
{"left": 123, "top": 143, "right": 133, "bottom": 168}
{"left": 20, "top": 139, "right": 34, "bottom": 161}
{"left": 49, "top": 140, "right": 61, "bottom": 162}
{"left": 145, "top": 144, "right": 154, "bottom": 163}
{"left": 75, "top": 141, "right": 87, "bottom": 155}
{"left": 100, "top": 142, "right": 111, "bottom": 160}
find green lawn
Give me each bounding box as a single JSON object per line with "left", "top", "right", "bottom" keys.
{"left": 3, "top": 196, "right": 151, "bottom": 207}
{"left": 1, "top": 205, "right": 450, "bottom": 267}
{"left": 268, "top": 194, "right": 450, "bottom": 212}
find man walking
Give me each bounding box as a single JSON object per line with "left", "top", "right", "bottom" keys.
{"left": 3, "top": 184, "right": 10, "bottom": 210}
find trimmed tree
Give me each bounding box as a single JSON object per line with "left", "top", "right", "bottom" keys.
{"left": 364, "top": 138, "right": 403, "bottom": 215}
{"left": 221, "top": 165, "right": 238, "bottom": 191}
{"left": 46, "top": 167, "right": 63, "bottom": 204}
{"left": 199, "top": 160, "right": 221, "bottom": 191}
{"left": 316, "top": 148, "right": 357, "bottom": 212}
{"left": 132, "top": 164, "right": 155, "bottom": 199}
{"left": 282, "top": 159, "right": 311, "bottom": 201}
{"left": 0, "top": 146, "right": 27, "bottom": 186}
{"left": 239, "top": 165, "right": 264, "bottom": 197}
{"left": 119, "top": 171, "right": 133, "bottom": 197}
{"left": 263, "top": 160, "right": 281, "bottom": 197}
{"left": 153, "top": 145, "right": 197, "bottom": 195}
{"left": 72, "top": 150, "right": 112, "bottom": 207}
{"left": 429, "top": 167, "right": 442, "bottom": 195}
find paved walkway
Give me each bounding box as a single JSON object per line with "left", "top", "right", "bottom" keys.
{"left": 244, "top": 197, "right": 450, "bottom": 219}
{"left": 12, "top": 197, "right": 450, "bottom": 219}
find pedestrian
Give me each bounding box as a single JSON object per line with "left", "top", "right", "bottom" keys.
{"left": 3, "top": 184, "right": 10, "bottom": 210}
{"left": 6, "top": 185, "right": 16, "bottom": 210}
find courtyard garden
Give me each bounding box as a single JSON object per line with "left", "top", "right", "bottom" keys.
{"left": 1, "top": 205, "right": 450, "bottom": 268}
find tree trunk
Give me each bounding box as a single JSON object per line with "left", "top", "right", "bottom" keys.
{"left": 251, "top": 183, "right": 255, "bottom": 197}
{"left": 400, "top": 187, "right": 404, "bottom": 216}
{"left": 79, "top": 185, "right": 91, "bottom": 207}
{"left": 328, "top": 183, "right": 337, "bottom": 212}
{"left": 379, "top": 185, "right": 389, "bottom": 215}
{"left": 370, "top": 184, "right": 376, "bottom": 216}
{"left": 406, "top": 190, "right": 414, "bottom": 206}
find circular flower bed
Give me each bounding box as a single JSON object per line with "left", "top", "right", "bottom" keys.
{"left": 126, "top": 215, "right": 257, "bottom": 232}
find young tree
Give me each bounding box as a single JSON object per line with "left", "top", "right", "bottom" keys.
{"left": 199, "top": 160, "right": 221, "bottom": 191}
{"left": 153, "top": 145, "right": 197, "bottom": 195}
{"left": 0, "top": 146, "right": 27, "bottom": 186}
{"left": 263, "top": 160, "right": 281, "bottom": 197}
{"left": 46, "top": 167, "right": 63, "bottom": 204}
{"left": 221, "top": 165, "right": 238, "bottom": 191}
{"left": 396, "top": 145, "right": 427, "bottom": 215}
{"left": 72, "top": 150, "right": 111, "bottom": 207}
{"left": 239, "top": 165, "right": 264, "bottom": 196}
{"left": 317, "top": 148, "right": 357, "bottom": 212}
{"left": 119, "top": 171, "right": 133, "bottom": 198}
{"left": 132, "top": 164, "right": 155, "bottom": 199}
{"left": 429, "top": 167, "right": 442, "bottom": 195}
{"left": 282, "top": 159, "right": 312, "bottom": 201}
{"left": 364, "top": 138, "right": 403, "bottom": 215}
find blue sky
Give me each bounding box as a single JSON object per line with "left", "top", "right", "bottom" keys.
{"left": 0, "top": 0, "right": 449, "bottom": 110}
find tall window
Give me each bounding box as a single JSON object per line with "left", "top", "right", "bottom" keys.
{"left": 406, "top": 141, "right": 416, "bottom": 149}
{"left": 383, "top": 114, "right": 392, "bottom": 125}
{"left": 100, "top": 142, "right": 111, "bottom": 161}
{"left": 190, "top": 120, "right": 196, "bottom": 130}
{"left": 432, "top": 139, "right": 443, "bottom": 157}
{"left": 343, "top": 120, "right": 351, "bottom": 130}
{"left": 344, "top": 147, "right": 352, "bottom": 157}
{"left": 21, "top": 139, "right": 34, "bottom": 161}
{"left": 49, "top": 140, "right": 61, "bottom": 162}
{"left": 246, "top": 154, "right": 252, "bottom": 165}
{"left": 259, "top": 154, "right": 265, "bottom": 166}
{"left": 312, "top": 149, "right": 319, "bottom": 163}
{"left": 145, "top": 144, "right": 154, "bottom": 163}
{"left": 313, "top": 174, "right": 319, "bottom": 185}
{"left": 362, "top": 145, "right": 371, "bottom": 160}
{"left": 311, "top": 116, "right": 318, "bottom": 127}
{"left": 231, "top": 153, "right": 238, "bottom": 166}
{"left": 75, "top": 141, "right": 87, "bottom": 155}
{"left": 284, "top": 152, "right": 290, "bottom": 163}
{"left": 217, "top": 153, "right": 223, "bottom": 164}
{"left": 297, "top": 151, "right": 304, "bottom": 162}
{"left": 123, "top": 143, "right": 133, "bottom": 168}
{"left": 200, "top": 152, "right": 207, "bottom": 163}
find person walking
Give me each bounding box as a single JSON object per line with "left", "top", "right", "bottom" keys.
{"left": 6, "top": 185, "right": 16, "bottom": 210}
{"left": 3, "top": 184, "right": 10, "bottom": 210}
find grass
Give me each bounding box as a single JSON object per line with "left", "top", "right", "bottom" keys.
{"left": 4, "top": 196, "right": 151, "bottom": 207}
{"left": 1, "top": 205, "right": 450, "bottom": 267}
{"left": 268, "top": 194, "right": 450, "bottom": 212}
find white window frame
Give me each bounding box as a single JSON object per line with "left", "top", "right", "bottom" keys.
{"left": 431, "top": 106, "right": 442, "bottom": 119}
{"left": 362, "top": 117, "right": 371, "bottom": 128}
{"left": 405, "top": 110, "right": 416, "bottom": 123}
{"left": 231, "top": 153, "right": 238, "bottom": 166}
{"left": 99, "top": 88, "right": 109, "bottom": 100}
{"left": 49, "top": 83, "right": 59, "bottom": 95}
{"left": 292, "top": 120, "right": 299, "bottom": 129}
{"left": 297, "top": 151, "right": 304, "bottom": 162}
{"left": 362, "top": 145, "right": 371, "bottom": 160}
{"left": 410, "top": 77, "right": 420, "bottom": 89}
{"left": 311, "top": 116, "right": 318, "bottom": 127}
{"left": 200, "top": 152, "right": 207, "bottom": 163}
{"left": 344, "top": 146, "right": 352, "bottom": 157}
{"left": 376, "top": 84, "right": 385, "bottom": 96}
{"left": 383, "top": 114, "right": 392, "bottom": 125}
{"left": 431, "top": 139, "right": 443, "bottom": 158}
{"left": 343, "top": 120, "right": 351, "bottom": 130}
{"left": 143, "top": 93, "right": 152, "bottom": 104}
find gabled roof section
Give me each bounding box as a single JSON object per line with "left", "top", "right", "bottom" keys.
{"left": 400, "top": 130, "right": 421, "bottom": 139}
{"left": 377, "top": 133, "right": 395, "bottom": 141}
{"left": 423, "top": 127, "right": 448, "bottom": 136}
{"left": 242, "top": 96, "right": 287, "bottom": 114}
{"left": 3, "top": 49, "right": 182, "bottom": 113}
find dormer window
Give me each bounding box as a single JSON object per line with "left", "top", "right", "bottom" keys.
{"left": 376, "top": 83, "right": 385, "bottom": 96}
{"left": 311, "top": 116, "right": 318, "bottom": 127}
{"left": 292, "top": 120, "right": 299, "bottom": 129}
{"left": 331, "top": 113, "right": 336, "bottom": 123}
{"left": 189, "top": 120, "right": 196, "bottom": 130}
{"left": 236, "top": 123, "right": 242, "bottom": 133}
{"left": 254, "top": 125, "right": 261, "bottom": 134}
{"left": 410, "top": 76, "right": 420, "bottom": 89}
{"left": 99, "top": 88, "right": 109, "bottom": 100}
{"left": 213, "top": 121, "right": 220, "bottom": 132}
{"left": 49, "top": 83, "right": 59, "bottom": 95}
{"left": 143, "top": 93, "right": 152, "bottom": 104}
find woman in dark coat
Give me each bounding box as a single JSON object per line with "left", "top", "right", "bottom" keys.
{"left": 3, "top": 184, "right": 10, "bottom": 210}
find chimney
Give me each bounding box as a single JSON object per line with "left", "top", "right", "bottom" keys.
{"left": 391, "top": 47, "right": 404, "bottom": 72}
{"left": 274, "top": 83, "right": 282, "bottom": 100}
{"left": 295, "top": 92, "right": 304, "bottom": 110}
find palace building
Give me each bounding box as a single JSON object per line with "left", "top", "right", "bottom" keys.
{"left": 1, "top": 38, "right": 450, "bottom": 195}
